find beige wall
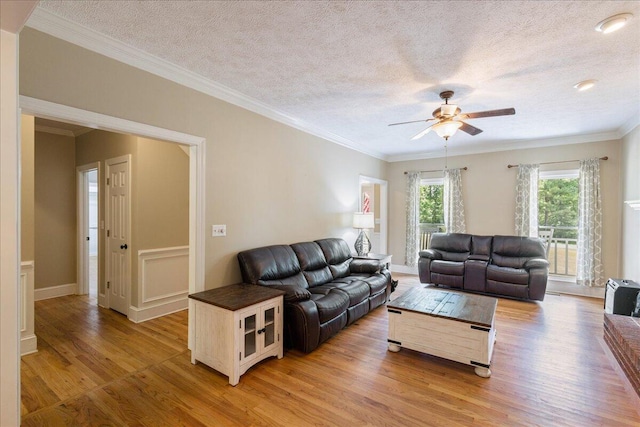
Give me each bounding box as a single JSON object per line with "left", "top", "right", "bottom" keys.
{"left": 21, "top": 115, "right": 35, "bottom": 261}
{"left": 621, "top": 125, "right": 640, "bottom": 281}
{"left": 19, "top": 28, "right": 386, "bottom": 289}
{"left": 387, "top": 139, "right": 622, "bottom": 284}
{"left": 34, "top": 131, "right": 76, "bottom": 289}
{"left": 136, "top": 137, "right": 189, "bottom": 250}
{"left": 75, "top": 131, "right": 189, "bottom": 304}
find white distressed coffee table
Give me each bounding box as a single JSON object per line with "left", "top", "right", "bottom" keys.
{"left": 387, "top": 285, "right": 497, "bottom": 377}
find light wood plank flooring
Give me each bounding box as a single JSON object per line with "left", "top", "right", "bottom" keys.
{"left": 21, "top": 275, "right": 640, "bottom": 426}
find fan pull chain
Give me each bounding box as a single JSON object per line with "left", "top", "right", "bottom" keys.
{"left": 444, "top": 140, "right": 448, "bottom": 170}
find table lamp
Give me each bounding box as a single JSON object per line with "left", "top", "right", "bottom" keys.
{"left": 353, "top": 212, "right": 375, "bottom": 256}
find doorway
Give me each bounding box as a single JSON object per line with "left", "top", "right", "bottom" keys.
{"left": 359, "top": 175, "right": 388, "bottom": 254}
{"left": 77, "top": 163, "right": 100, "bottom": 301}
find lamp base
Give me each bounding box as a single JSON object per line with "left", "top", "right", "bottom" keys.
{"left": 354, "top": 230, "right": 371, "bottom": 256}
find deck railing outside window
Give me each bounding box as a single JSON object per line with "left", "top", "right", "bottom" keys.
{"left": 540, "top": 226, "right": 577, "bottom": 276}
{"left": 419, "top": 223, "right": 446, "bottom": 251}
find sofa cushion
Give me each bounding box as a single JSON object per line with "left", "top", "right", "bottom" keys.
{"left": 361, "top": 274, "right": 389, "bottom": 295}
{"left": 472, "top": 235, "right": 493, "bottom": 257}
{"left": 429, "top": 233, "right": 472, "bottom": 262}
{"left": 291, "top": 242, "right": 333, "bottom": 287}
{"left": 309, "top": 290, "right": 350, "bottom": 324}
{"left": 315, "top": 238, "right": 353, "bottom": 279}
{"left": 430, "top": 260, "right": 465, "bottom": 276}
{"left": 491, "top": 236, "right": 546, "bottom": 269}
{"left": 486, "top": 264, "right": 529, "bottom": 285}
{"left": 331, "top": 281, "right": 370, "bottom": 306}
{"left": 238, "top": 245, "right": 305, "bottom": 285}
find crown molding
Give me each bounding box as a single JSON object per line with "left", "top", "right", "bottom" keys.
{"left": 387, "top": 130, "right": 621, "bottom": 162}
{"left": 619, "top": 113, "right": 640, "bottom": 137}
{"left": 25, "top": 7, "right": 387, "bottom": 161}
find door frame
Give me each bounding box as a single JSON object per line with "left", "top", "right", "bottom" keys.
{"left": 105, "top": 155, "right": 132, "bottom": 313}
{"left": 76, "top": 162, "right": 101, "bottom": 302}
{"left": 21, "top": 96, "right": 207, "bottom": 303}
{"left": 358, "top": 175, "right": 388, "bottom": 254}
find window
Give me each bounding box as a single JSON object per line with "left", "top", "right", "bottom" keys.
{"left": 419, "top": 178, "right": 445, "bottom": 249}
{"left": 538, "top": 170, "right": 579, "bottom": 275}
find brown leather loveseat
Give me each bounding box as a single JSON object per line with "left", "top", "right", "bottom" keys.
{"left": 419, "top": 233, "right": 549, "bottom": 301}
{"left": 238, "top": 238, "right": 392, "bottom": 353}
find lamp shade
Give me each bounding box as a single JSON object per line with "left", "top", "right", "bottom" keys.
{"left": 433, "top": 121, "right": 463, "bottom": 139}
{"left": 353, "top": 212, "right": 374, "bottom": 229}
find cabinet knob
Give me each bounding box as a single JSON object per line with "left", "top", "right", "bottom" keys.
{"left": 257, "top": 327, "right": 266, "bottom": 334}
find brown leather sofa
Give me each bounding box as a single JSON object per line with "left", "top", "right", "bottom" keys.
{"left": 238, "top": 238, "right": 392, "bottom": 353}
{"left": 419, "top": 233, "right": 549, "bottom": 301}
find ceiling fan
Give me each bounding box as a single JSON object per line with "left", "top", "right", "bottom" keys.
{"left": 389, "top": 90, "right": 516, "bottom": 141}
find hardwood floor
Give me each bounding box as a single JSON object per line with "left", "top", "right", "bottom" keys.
{"left": 21, "top": 275, "right": 640, "bottom": 426}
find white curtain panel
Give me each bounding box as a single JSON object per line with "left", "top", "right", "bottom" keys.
{"left": 514, "top": 164, "right": 539, "bottom": 237}
{"left": 405, "top": 171, "right": 421, "bottom": 267}
{"left": 444, "top": 168, "right": 466, "bottom": 233}
{"left": 576, "top": 158, "right": 603, "bottom": 287}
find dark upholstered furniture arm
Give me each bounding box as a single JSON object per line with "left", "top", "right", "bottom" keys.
{"left": 528, "top": 268, "right": 548, "bottom": 301}
{"left": 419, "top": 249, "right": 442, "bottom": 260}
{"left": 524, "top": 258, "right": 549, "bottom": 270}
{"left": 349, "top": 259, "right": 382, "bottom": 274}
{"left": 468, "top": 254, "right": 490, "bottom": 261}
{"left": 264, "top": 284, "right": 311, "bottom": 303}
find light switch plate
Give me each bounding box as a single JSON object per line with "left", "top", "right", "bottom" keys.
{"left": 212, "top": 224, "right": 226, "bottom": 237}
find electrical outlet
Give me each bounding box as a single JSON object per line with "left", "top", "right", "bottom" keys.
{"left": 212, "top": 224, "right": 226, "bottom": 237}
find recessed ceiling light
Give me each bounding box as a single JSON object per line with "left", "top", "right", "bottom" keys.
{"left": 574, "top": 80, "right": 597, "bottom": 91}
{"left": 595, "top": 13, "right": 633, "bottom": 34}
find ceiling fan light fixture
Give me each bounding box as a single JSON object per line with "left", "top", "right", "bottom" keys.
{"left": 440, "top": 103, "right": 458, "bottom": 117}
{"left": 574, "top": 79, "right": 597, "bottom": 91}
{"left": 595, "top": 13, "right": 633, "bottom": 34}
{"left": 433, "top": 121, "right": 463, "bottom": 140}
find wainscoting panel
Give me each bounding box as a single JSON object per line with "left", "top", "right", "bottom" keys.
{"left": 21, "top": 261, "right": 37, "bottom": 355}
{"left": 133, "top": 246, "right": 189, "bottom": 323}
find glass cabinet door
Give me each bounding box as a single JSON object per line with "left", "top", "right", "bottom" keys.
{"left": 243, "top": 313, "right": 256, "bottom": 359}
{"left": 263, "top": 307, "right": 275, "bottom": 348}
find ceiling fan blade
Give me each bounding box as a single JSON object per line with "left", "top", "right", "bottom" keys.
{"left": 410, "top": 125, "right": 435, "bottom": 140}
{"left": 388, "top": 118, "right": 435, "bottom": 126}
{"left": 461, "top": 108, "right": 516, "bottom": 119}
{"left": 459, "top": 121, "right": 483, "bottom": 136}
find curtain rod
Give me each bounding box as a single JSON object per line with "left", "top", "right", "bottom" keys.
{"left": 507, "top": 156, "right": 608, "bottom": 169}
{"left": 404, "top": 167, "right": 468, "bottom": 175}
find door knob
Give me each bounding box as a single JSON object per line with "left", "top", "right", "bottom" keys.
{"left": 120, "top": 244, "right": 128, "bottom": 250}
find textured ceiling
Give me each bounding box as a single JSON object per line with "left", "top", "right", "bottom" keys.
{"left": 33, "top": 1, "right": 640, "bottom": 160}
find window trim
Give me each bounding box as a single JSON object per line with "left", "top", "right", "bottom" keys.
{"left": 539, "top": 169, "right": 579, "bottom": 180}
{"left": 420, "top": 177, "right": 444, "bottom": 186}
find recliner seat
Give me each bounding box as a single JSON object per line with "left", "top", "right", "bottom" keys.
{"left": 238, "top": 238, "right": 392, "bottom": 353}
{"left": 419, "top": 233, "right": 549, "bottom": 301}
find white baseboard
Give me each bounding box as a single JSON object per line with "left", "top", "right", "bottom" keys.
{"left": 21, "top": 335, "right": 37, "bottom": 356}
{"left": 34, "top": 283, "right": 77, "bottom": 301}
{"left": 390, "top": 264, "right": 418, "bottom": 275}
{"left": 128, "top": 296, "right": 188, "bottom": 323}
{"left": 546, "top": 279, "right": 605, "bottom": 299}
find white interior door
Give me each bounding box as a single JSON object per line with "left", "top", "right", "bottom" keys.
{"left": 106, "top": 155, "right": 131, "bottom": 315}
{"left": 76, "top": 163, "right": 100, "bottom": 302}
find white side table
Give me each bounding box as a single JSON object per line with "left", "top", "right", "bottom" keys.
{"left": 189, "top": 284, "right": 285, "bottom": 386}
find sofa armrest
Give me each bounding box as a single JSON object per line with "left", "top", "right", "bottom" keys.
{"left": 350, "top": 259, "right": 382, "bottom": 274}
{"left": 419, "top": 249, "right": 442, "bottom": 260}
{"left": 258, "top": 284, "right": 311, "bottom": 303}
{"left": 468, "top": 254, "right": 490, "bottom": 262}
{"left": 524, "top": 258, "right": 549, "bottom": 270}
